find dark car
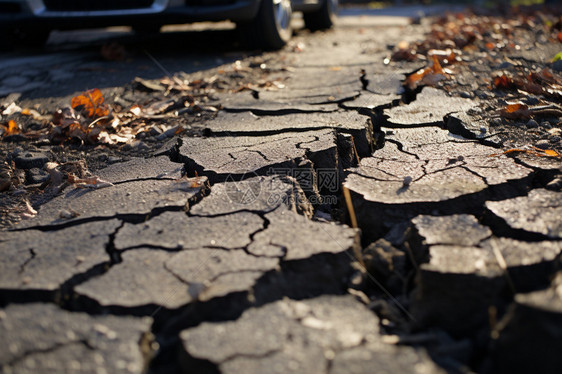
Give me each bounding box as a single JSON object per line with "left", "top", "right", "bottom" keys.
{"left": 0, "top": 0, "right": 337, "bottom": 49}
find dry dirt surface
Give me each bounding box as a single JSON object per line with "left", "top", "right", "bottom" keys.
{"left": 1, "top": 4, "right": 562, "bottom": 374}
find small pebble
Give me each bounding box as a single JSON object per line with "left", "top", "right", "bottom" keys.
{"left": 403, "top": 176, "right": 412, "bottom": 186}
{"left": 490, "top": 118, "right": 503, "bottom": 127}
{"left": 540, "top": 121, "right": 552, "bottom": 129}
{"left": 550, "top": 136, "right": 561, "bottom": 144}
{"left": 545, "top": 177, "right": 562, "bottom": 192}
{"left": 552, "top": 60, "right": 562, "bottom": 72}
{"left": 496, "top": 62, "right": 513, "bottom": 69}
{"left": 523, "top": 96, "right": 540, "bottom": 105}
{"left": 535, "top": 139, "right": 550, "bottom": 149}
{"left": 526, "top": 119, "right": 539, "bottom": 129}
{"left": 459, "top": 91, "right": 472, "bottom": 99}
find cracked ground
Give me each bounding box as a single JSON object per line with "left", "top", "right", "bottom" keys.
{"left": 1, "top": 5, "right": 562, "bottom": 374}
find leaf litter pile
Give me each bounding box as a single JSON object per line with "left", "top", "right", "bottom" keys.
{"left": 388, "top": 4, "right": 562, "bottom": 158}
{"left": 0, "top": 56, "right": 287, "bottom": 227}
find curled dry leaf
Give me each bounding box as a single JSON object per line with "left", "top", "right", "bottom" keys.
{"left": 22, "top": 200, "right": 37, "bottom": 219}
{"left": 2, "top": 102, "right": 22, "bottom": 116}
{"left": 68, "top": 174, "right": 114, "bottom": 189}
{"left": 405, "top": 55, "right": 448, "bottom": 90}
{"left": 500, "top": 103, "right": 531, "bottom": 120}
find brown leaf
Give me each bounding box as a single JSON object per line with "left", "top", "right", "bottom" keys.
{"left": 494, "top": 74, "right": 515, "bottom": 89}
{"left": 500, "top": 103, "right": 531, "bottom": 120}
{"left": 71, "top": 88, "right": 109, "bottom": 118}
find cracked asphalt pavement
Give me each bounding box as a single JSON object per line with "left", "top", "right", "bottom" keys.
{"left": 1, "top": 5, "right": 562, "bottom": 374}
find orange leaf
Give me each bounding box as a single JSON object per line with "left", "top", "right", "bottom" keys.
{"left": 6, "top": 120, "right": 20, "bottom": 135}
{"left": 21, "top": 108, "right": 31, "bottom": 115}
{"left": 500, "top": 103, "right": 531, "bottom": 120}
{"left": 431, "top": 55, "right": 443, "bottom": 74}
{"left": 505, "top": 103, "right": 528, "bottom": 113}
{"left": 406, "top": 67, "right": 432, "bottom": 89}
{"left": 558, "top": 32, "right": 562, "bottom": 43}
{"left": 544, "top": 149, "right": 561, "bottom": 157}
{"left": 71, "top": 88, "right": 109, "bottom": 118}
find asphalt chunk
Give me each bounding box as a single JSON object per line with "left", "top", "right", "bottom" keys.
{"left": 179, "top": 295, "right": 442, "bottom": 374}
{"left": 0, "top": 220, "right": 120, "bottom": 300}
{"left": 114, "top": 211, "right": 264, "bottom": 250}
{"left": 344, "top": 127, "right": 532, "bottom": 239}
{"left": 95, "top": 156, "right": 184, "bottom": 183}
{"left": 485, "top": 189, "right": 562, "bottom": 239}
{"left": 189, "top": 175, "right": 313, "bottom": 217}
{"left": 410, "top": 214, "right": 492, "bottom": 248}
{"left": 177, "top": 129, "right": 338, "bottom": 178}
{"left": 75, "top": 246, "right": 279, "bottom": 309}
{"left": 492, "top": 272, "right": 562, "bottom": 374}
{"left": 247, "top": 206, "right": 358, "bottom": 260}
{"left": 16, "top": 177, "right": 209, "bottom": 229}
{"left": 384, "top": 87, "right": 475, "bottom": 127}
{"left": 0, "top": 303, "right": 152, "bottom": 374}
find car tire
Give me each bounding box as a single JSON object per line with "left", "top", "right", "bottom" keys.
{"left": 239, "top": 0, "right": 293, "bottom": 50}
{"left": 303, "top": 0, "right": 337, "bottom": 31}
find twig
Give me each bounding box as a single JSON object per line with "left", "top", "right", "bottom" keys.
{"left": 490, "top": 239, "right": 516, "bottom": 294}
{"left": 144, "top": 50, "right": 172, "bottom": 76}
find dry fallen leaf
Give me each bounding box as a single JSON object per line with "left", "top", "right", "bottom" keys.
{"left": 71, "top": 88, "right": 109, "bottom": 118}
{"left": 490, "top": 147, "right": 561, "bottom": 158}
{"left": 1, "top": 119, "right": 21, "bottom": 137}
{"left": 68, "top": 174, "right": 114, "bottom": 189}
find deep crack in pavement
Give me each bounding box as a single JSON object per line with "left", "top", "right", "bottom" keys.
{"left": 1, "top": 6, "right": 562, "bottom": 374}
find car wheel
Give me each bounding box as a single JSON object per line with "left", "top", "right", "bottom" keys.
{"left": 239, "top": 0, "right": 293, "bottom": 50}
{"left": 303, "top": 0, "right": 337, "bottom": 31}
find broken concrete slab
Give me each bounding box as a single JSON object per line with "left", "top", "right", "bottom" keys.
{"left": 384, "top": 87, "right": 475, "bottom": 127}
{"left": 178, "top": 129, "right": 338, "bottom": 178}
{"left": 485, "top": 189, "right": 562, "bottom": 239}
{"left": 481, "top": 238, "right": 562, "bottom": 292}
{"left": 411, "top": 244, "right": 505, "bottom": 334}
{"left": 165, "top": 248, "right": 278, "bottom": 302}
{"left": 330, "top": 342, "right": 445, "bottom": 374}
{"left": 216, "top": 91, "right": 339, "bottom": 113}
{"left": 344, "top": 127, "right": 532, "bottom": 239}
{"left": 179, "top": 295, "right": 379, "bottom": 373}
{"left": 0, "top": 220, "right": 120, "bottom": 300}
{"left": 410, "top": 214, "right": 492, "bottom": 248}
{"left": 202, "top": 109, "right": 369, "bottom": 136}
{"left": 114, "top": 211, "right": 263, "bottom": 250}
{"left": 341, "top": 91, "right": 401, "bottom": 110}
{"left": 189, "top": 175, "right": 312, "bottom": 217}
{"left": 75, "top": 245, "right": 279, "bottom": 309}
{"left": 247, "top": 206, "right": 358, "bottom": 260}
{"left": 16, "top": 177, "right": 209, "bottom": 229}
{"left": 411, "top": 233, "right": 561, "bottom": 334}
{"left": 96, "top": 155, "right": 184, "bottom": 183}
{"left": 75, "top": 249, "right": 190, "bottom": 309}
{"left": 0, "top": 303, "right": 152, "bottom": 374}
{"left": 445, "top": 110, "right": 502, "bottom": 146}
{"left": 492, "top": 272, "right": 562, "bottom": 374}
